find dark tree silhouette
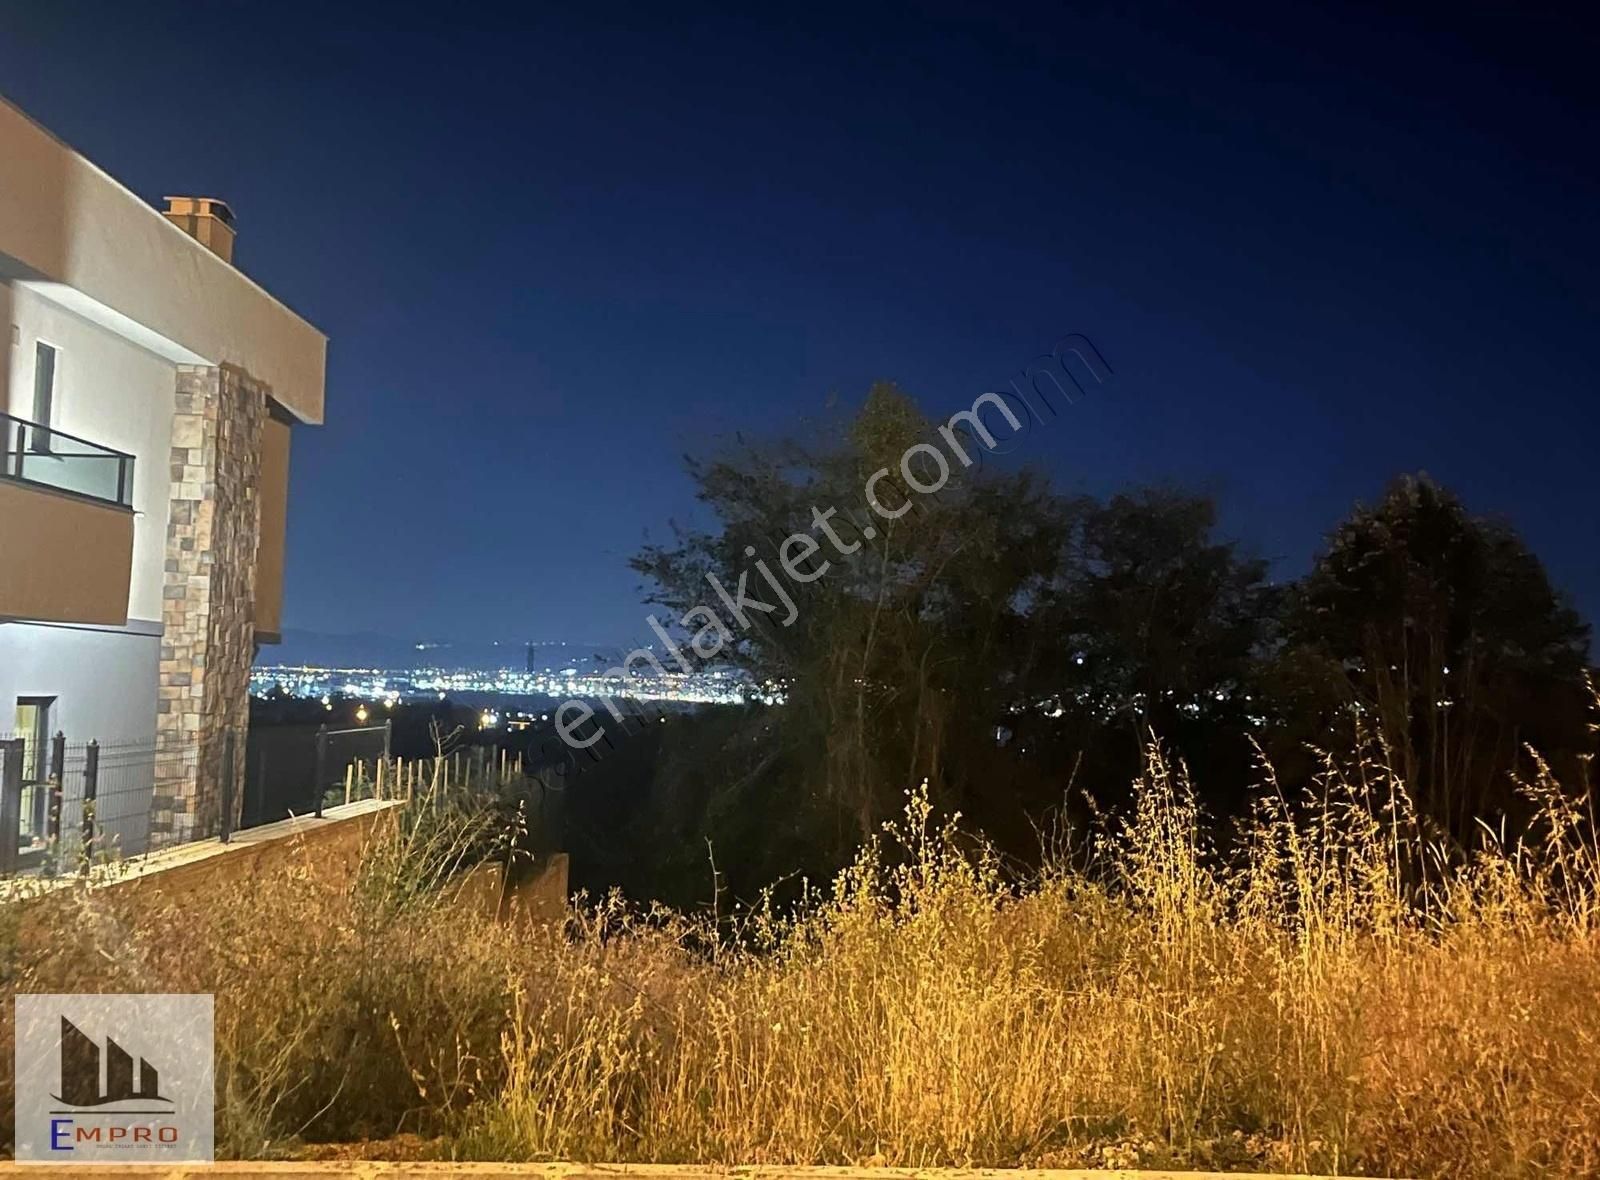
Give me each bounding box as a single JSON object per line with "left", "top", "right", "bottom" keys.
{"left": 1275, "top": 474, "right": 1591, "bottom": 838}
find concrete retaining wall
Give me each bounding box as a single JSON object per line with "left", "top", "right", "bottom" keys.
{"left": 448, "top": 852, "right": 570, "bottom": 925}
{"left": 0, "top": 798, "right": 403, "bottom": 909}
{"left": 108, "top": 798, "right": 401, "bottom": 902}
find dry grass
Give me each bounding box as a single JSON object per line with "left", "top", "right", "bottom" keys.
{"left": 4, "top": 738, "right": 1599, "bottom": 1176}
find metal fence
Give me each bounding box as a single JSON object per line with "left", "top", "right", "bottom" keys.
{"left": 314, "top": 722, "right": 391, "bottom": 813}
{"left": 242, "top": 721, "right": 391, "bottom": 827}
{"left": 0, "top": 727, "right": 243, "bottom": 877}
{"left": 2, "top": 721, "right": 560, "bottom": 879}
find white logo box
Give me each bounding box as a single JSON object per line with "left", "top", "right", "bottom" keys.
{"left": 13, "top": 993, "right": 214, "bottom": 1164}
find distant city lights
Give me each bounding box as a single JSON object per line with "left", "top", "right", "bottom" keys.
{"left": 250, "top": 660, "right": 781, "bottom": 711}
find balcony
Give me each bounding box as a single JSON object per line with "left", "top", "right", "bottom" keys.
{"left": 0, "top": 413, "right": 135, "bottom": 626}
{"left": 2, "top": 412, "right": 135, "bottom": 507}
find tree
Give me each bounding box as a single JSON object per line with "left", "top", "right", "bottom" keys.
{"left": 627, "top": 399, "right": 1591, "bottom": 897}
{"left": 631, "top": 382, "right": 1073, "bottom": 869}
{"left": 1277, "top": 475, "right": 1591, "bottom": 837}
{"left": 631, "top": 386, "right": 1291, "bottom": 880}
{"left": 1023, "top": 488, "right": 1280, "bottom": 813}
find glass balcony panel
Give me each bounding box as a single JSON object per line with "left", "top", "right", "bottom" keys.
{"left": 1, "top": 414, "right": 133, "bottom": 508}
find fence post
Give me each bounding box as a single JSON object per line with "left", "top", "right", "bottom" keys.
{"left": 80, "top": 740, "right": 99, "bottom": 873}
{"left": 220, "top": 729, "right": 235, "bottom": 844}
{"left": 43, "top": 731, "right": 65, "bottom": 875}
{"left": 46, "top": 731, "right": 65, "bottom": 842}
{"left": 313, "top": 724, "right": 328, "bottom": 819}
{"left": 0, "top": 739, "right": 24, "bottom": 876}
{"left": 254, "top": 746, "right": 268, "bottom": 830}
{"left": 383, "top": 718, "right": 393, "bottom": 761}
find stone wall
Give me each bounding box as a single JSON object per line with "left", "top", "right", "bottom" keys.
{"left": 151, "top": 364, "right": 266, "bottom": 843}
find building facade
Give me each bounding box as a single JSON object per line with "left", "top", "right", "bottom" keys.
{"left": 0, "top": 98, "right": 326, "bottom": 848}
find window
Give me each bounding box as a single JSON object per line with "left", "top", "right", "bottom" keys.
{"left": 14, "top": 697, "right": 54, "bottom": 783}
{"left": 31, "top": 341, "right": 57, "bottom": 453}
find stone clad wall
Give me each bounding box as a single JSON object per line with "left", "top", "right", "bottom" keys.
{"left": 151, "top": 364, "right": 266, "bottom": 843}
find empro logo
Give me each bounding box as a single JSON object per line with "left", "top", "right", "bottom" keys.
{"left": 14, "top": 994, "right": 214, "bottom": 1164}
{"left": 54, "top": 1015, "right": 174, "bottom": 1106}
{"left": 47, "top": 1015, "right": 179, "bottom": 1152}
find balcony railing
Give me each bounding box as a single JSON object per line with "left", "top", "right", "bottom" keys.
{"left": 1, "top": 412, "right": 134, "bottom": 508}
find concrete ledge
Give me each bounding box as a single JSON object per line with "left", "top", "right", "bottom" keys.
{"left": 1, "top": 798, "right": 404, "bottom": 904}
{"left": 0, "top": 1165, "right": 1372, "bottom": 1179}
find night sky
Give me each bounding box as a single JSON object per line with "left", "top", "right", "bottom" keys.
{"left": 3, "top": 3, "right": 1595, "bottom": 646}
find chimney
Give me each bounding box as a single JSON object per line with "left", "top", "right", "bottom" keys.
{"left": 162, "top": 196, "right": 236, "bottom": 264}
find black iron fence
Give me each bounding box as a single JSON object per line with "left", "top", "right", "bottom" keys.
{"left": 242, "top": 720, "right": 391, "bottom": 826}
{"left": 3, "top": 721, "right": 562, "bottom": 878}
{"left": 0, "top": 728, "right": 241, "bottom": 877}
{"left": 0, "top": 722, "right": 385, "bottom": 878}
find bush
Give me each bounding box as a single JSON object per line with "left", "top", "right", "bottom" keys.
{"left": 5, "top": 734, "right": 1598, "bottom": 1175}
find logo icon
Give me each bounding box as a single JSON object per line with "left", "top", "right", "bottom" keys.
{"left": 13, "top": 994, "right": 214, "bottom": 1164}
{"left": 54, "top": 1016, "right": 173, "bottom": 1108}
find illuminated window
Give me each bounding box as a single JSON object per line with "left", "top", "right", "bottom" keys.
{"left": 31, "top": 342, "right": 58, "bottom": 453}
{"left": 13, "top": 696, "right": 54, "bottom": 783}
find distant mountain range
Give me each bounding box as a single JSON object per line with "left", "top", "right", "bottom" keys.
{"left": 261, "top": 630, "right": 633, "bottom": 672}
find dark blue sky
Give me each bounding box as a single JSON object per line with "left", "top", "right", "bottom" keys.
{"left": 3, "top": 2, "right": 1596, "bottom": 644}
